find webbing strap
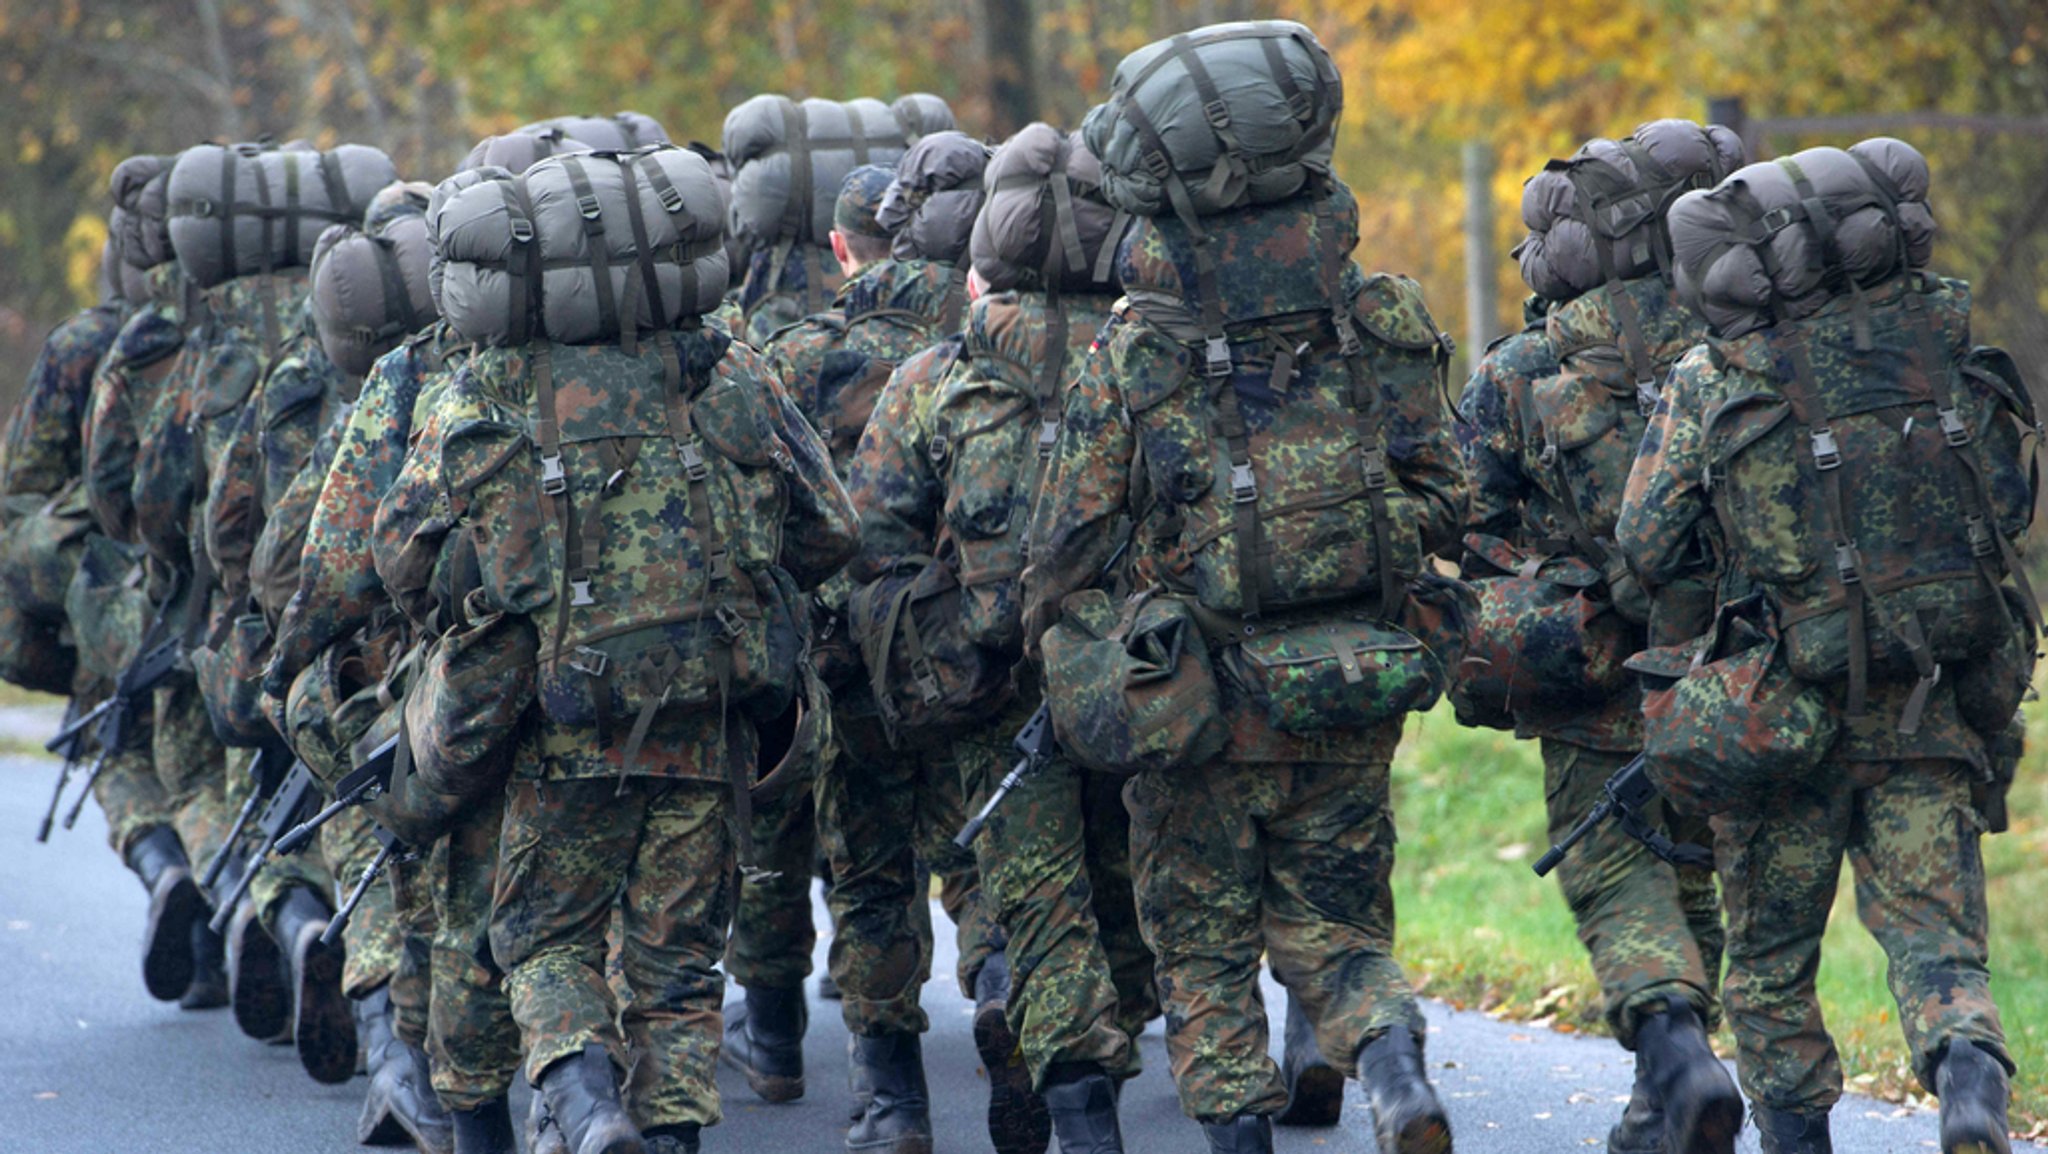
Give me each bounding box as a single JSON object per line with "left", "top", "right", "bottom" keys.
{"left": 1607, "top": 282, "right": 1660, "bottom": 411}
{"left": 252, "top": 159, "right": 279, "bottom": 360}
{"left": 1310, "top": 187, "right": 1400, "bottom": 616}
{"left": 560, "top": 157, "right": 623, "bottom": 349}
{"left": 530, "top": 345, "right": 575, "bottom": 664}
{"left": 1212, "top": 382, "right": 1264, "bottom": 620}
{"left": 781, "top": 99, "right": 814, "bottom": 245}
{"left": 1123, "top": 97, "right": 1229, "bottom": 376}
{"left": 216, "top": 149, "right": 238, "bottom": 294}
{"left": 1779, "top": 337, "right": 1870, "bottom": 716}
{"left": 371, "top": 236, "right": 420, "bottom": 341}
{"left": 281, "top": 155, "right": 302, "bottom": 269}
{"left": 508, "top": 180, "right": 545, "bottom": 346}
{"left": 617, "top": 154, "right": 669, "bottom": 342}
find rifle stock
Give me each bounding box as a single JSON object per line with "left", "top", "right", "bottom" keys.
{"left": 1532, "top": 753, "right": 1712, "bottom": 877}
{"left": 954, "top": 702, "right": 1054, "bottom": 848}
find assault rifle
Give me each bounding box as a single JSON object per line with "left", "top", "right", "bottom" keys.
{"left": 323, "top": 824, "right": 415, "bottom": 946}
{"left": 36, "top": 636, "right": 185, "bottom": 842}
{"left": 200, "top": 739, "right": 296, "bottom": 892}
{"left": 207, "top": 757, "right": 322, "bottom": 934}
{"left": 954, "top": 702, "right": 1054, "bottom": 848}
{"left": 274, "top": 734, "right": 400, "bottom": 857}
{"left": 1533, "top": 753, "right": 1713, "bottom": 877}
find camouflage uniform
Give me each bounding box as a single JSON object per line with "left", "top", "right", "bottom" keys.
{"left": 1616, "top": 285, "right": 2012, "bottom": 1112}
{"left": 761, "top": 253, "right": 991, "bottom": 1029}
{"left": 373, "top": 332, "right": 858, "bottom": 1129}
{"left": 846, "top": 287, "right": 1157, "bottom": 1085}
{"left": 737, "top": 243, "right": 848, "bottom": 348}
{"left": 268, "top": 328, "right": 516, "bottom": 1106}
{"left": 1455, "top": 283, "right": 1723, "bottom": 1045}
{"left": 1019, "top": 211, "right": 1466, "bottom": 1123}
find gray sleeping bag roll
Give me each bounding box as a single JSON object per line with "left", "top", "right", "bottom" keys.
{"left": 111, "top": 156, "right": 177, "bottom": 271}
{"left": 891, "top": 94, "right": 957, "bottom": 144}
{"left": 433, "top": 146, "right": 730, "bottom": 347}
{"left": 1517, "top": 119, "right": 1747, "bottom": 303}
{"left": 167, "top": 142, "right": 400, "bottom": 288}
{"left": 311, "top": 214, "right": 438, "bottom": 377}
{"left": 463, "top": 132, "right": 594, "bottom": 174}
{"left": 514, "top": 112, "right": 670, "bottom": 152}
{"left": 971, "top": 123, "right": 1122, "bottom": 293}
{"left": 877, "top": 131, "right": 990, "bottom": 264}
{"left": 1668, "top": 138, "right": 1936, "bottom": 339}
{"left": 723, "top": 95, "right": 942, "bottom": 253}
{"left": 1083, "top": 20, "right": 1341, "bottom": 220}
{"left": 427, "top": 167, "right": 510, "bottom": 315}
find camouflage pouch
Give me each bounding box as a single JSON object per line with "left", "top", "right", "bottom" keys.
{"left": 1453, "top": 534, "right": 1636, "bottom": 729}
{"left": 1041, "top": 587, "right": 1227, "bottom": 777}
{"left": 65, "top": 534, "right": 151, "bottom": 682}
{"left": 850, "top": 552, "right": 1016, "bottom": 742}
{"left": 751, "top": 658, "right": 834, "bottom": 806}
{"left": 358, "top": 654, "right": 468, "bottom": 848}
{"left": 406, "top": 590, "right": 536, "bottom": 799}
{"left": 284, "top": 652, "right": 349, "bottom": 785}
{"left": 1633, "top": 595, "right": 1839, "bottom": 817}
{"left": 0, "top": 481, "right": 94, "bottom": 619}
{"left": 191, "top": 612, "right": 277, "bottom": 748}
{"left": 1950, "top": 585, "right": 2039, "bottom": 738}
{"left": 0, "top": 598, "right": 74, "bottom": 695}
{"left": 1220, "top": 612, "right": 1442, "bottom": 734}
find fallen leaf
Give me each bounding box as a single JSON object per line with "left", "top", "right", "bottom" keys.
{"left": 1494, "top": 842, "right": 1529, "bottom": 862}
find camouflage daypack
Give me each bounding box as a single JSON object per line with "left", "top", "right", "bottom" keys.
{"left": 437, "top": 331, "right": 806, "bottom": 762}
{"left": 1699, "top": 275, "right": 2038, "bottom": 728}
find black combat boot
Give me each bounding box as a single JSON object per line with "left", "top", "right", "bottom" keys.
{"left": 1633, "top": 997, "right": 1741, "bottom": 1154}
{"left": 1276, "top": 990, "right": 1344, "bottom": 1127}
{"left": 450, "top": 1096, "right": 517, "bottom": 1154}
{"left": 975, "top": 952, "right": 1051, "bottom": 1154}
{"left": 722, "top": 984, "right": 806, "bottom": 1102}
{"left": 272, "top": 884, "right": 356, "bottom": 1084}
{"left": 1357, "top": 1025, "right": 1452, "bottom": 1154}
{"left": 848, "top": 1033, "right": 873, "bottom": 1122}
{"left": 180, "top": 919, "right": 230, "bottom": 1010}
{"left": 538, "top": 1044, "right": 644, "bottom": 1154}
{"left": 642, "top": 1124, "right": 701, "bottom": 1154}
{"left": 1044, "top": 1062, "right": 1122, "bottom": 1154}
{"left": 227, "top": 893, "right": 291, "bottom": 1041}
{"left": 1202, "top": 1114, "right": 1274, "bottom": 1153}
{"left": 1937, "top": 1039, "right": 2013, "bottom": 1154}
{"left": 127, "top": 825, "right": 203, "bottom": 1001}
{"left": 846, "top": 1031, "right": 934, "bottom": 1154}
{"left": 1753, "top": 1106, "right": 1831, "bottom": 1154}
{"left": 357, "top": 985, "right": 454, "bottom": 1153}
{"left": 1606, "top": 1051, "right": 1663, "bottom": 1154}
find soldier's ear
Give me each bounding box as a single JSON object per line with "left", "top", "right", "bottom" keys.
{"left": 829, "top": 230, "right": 855, "bottom": 277}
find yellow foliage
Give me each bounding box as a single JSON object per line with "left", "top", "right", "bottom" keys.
{"left": 63, "top": 212, "right": 108, "bottom": 308}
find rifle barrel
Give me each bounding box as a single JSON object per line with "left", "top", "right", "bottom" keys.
{"left": 275, "top": 775, "right": 374, "bottom": 857}
{"left": 1533, "top": 797, "right": 1613, "bottom": 878}
{"left": 202, "top": 790, "right": 267, "bottom": 892}
{"left": 320, "top": 842, "right": 396, "bottom": 946}
{"left": 207, "top": 832, "right": 277, "bottom": 935}
{"left": 60, "top": 752, "right": 111, "bottom": 830}
{"left": 35, "top": 759, "right": 77, "bottom": 843}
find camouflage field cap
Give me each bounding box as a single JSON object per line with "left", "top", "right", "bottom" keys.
{"left": 834, "top": 163, "right": 898, "bottom": 239}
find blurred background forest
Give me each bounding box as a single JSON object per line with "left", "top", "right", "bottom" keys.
{"left": 2, "top": 0, "right": 2046, "bottom": 404}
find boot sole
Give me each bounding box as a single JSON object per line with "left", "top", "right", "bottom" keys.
{"left": 845, "top": 1138, "right": 933, "bottom": 1154}
{"left": 972, "top": 998, "right": 1049, "bottom": 1154}
{"left": 1277, "top": 1063, "right": 1346, "bottom": 1127}
{"left": 179, "top": 971, "right": 230, "bottom": 1011}
{"left": 720, "top": 1033, "right": 806, "bottom": 1103}
{"left": 142, "top": 869, "right": 202, "bottom": 1001}
{"left": 229, "top": 905, "right": 291, "bottom": 1041}
{"left": 1385, "top": 1112, "right": 1452, "bottom": 1154}
{"left": 359, "top": 1091, "right": 455, "bottom": 1154}
{"left": 294, "top": 932, "right": 358, "bottom": 1084}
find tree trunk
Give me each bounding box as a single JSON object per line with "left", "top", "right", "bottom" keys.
{"left": 980, "top": 0, "right": 1037, "bottom": 137}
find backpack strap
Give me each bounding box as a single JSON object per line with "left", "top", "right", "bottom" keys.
{"left": 1776, "top": 335, "right": 1871, "bottom": 717}
{"left": 1211, "top": 378, "right": 1267, "bottom": 620}
{"left": 367, "top": 235, "right": 421, "bottom": 348}
{"left": 558, "top": 156, "right": 626, "bottom": 351}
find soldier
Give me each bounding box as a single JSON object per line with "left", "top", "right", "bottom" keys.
{"left": 846, "top": 121, "right": 1164, "bottom": 1154}
{"left": 1618, "top": 139, "right": 2024, "bottom": 1154}
{"left": 1455, "top": 122, "right": 1746, "bottom": 1154}
{"left": 744, "top": 156, "right": 994, "bottom": 1147}
{"left": 375, "top": 146, "right": 858, "bottom": 1154}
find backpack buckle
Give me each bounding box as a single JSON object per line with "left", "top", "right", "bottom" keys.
{"left": 911, "top": 656, "right": 942, "bottom": 704}
{"left": 568, "top": 646, "right": 609, "bottom": 677}
{"left": 1231, "top": 463, "right": 1258, "bottom": 504}
{"left": 1834, "top": 542, "right": 1862, "bottom": 584}
{"left": 540, "top": 453, "right": 567, "bottom": 495}
{"left": 570, "top": 578, "right": 595, "bottom": 607}
{"left": 714, "top": 603, "right": 747, "bottom": 639}
{"left": 1203, "top": 337, "right": 1232, "bottom": 378}
{"left": 1753, "top": 206, "right": 1798, "bottom": 239}
{"left": 1037, "top": 418, "right": 1060, "bottom": 459}
{"left": 1938, "top": 406, "right": 1971, "bottom": 446}
{"left": 1360, "top": 446, "right": 1388, "bottom": 490}
{"left": 680, "top": 440, "right": 710, "bottom": 481}
{"left": 1287, "top": 91, "right": 1315, "bottom": 121}
{"left": 1966, "top": 514, "right": 1997, "bottom": 558}
{"left": 657, "top": 186, "right": 685, "bottom": 214}
{"left": 602, "top": 468, "right": 628, "bottom": 495}
{"left": 927, "top": 433, "right": 949, "bottom": 464}
{"left": 1202, "top": 100, "right": 1232, "bottom": 131}
{"left": 1636, "top": 379, "right": 1661, "bottom": 416}
{"left": 509, "top": 215, "right": 534, "bottom": 244}
{"left": 575, "top": 193, "right": 602, "bottom": 221}
{"left": 1810, "top": 428, "right": 1841, "bottom": 471}
{"left": 707, "top": 547, "right": 731, "bottom": 582}
{"left": 1142, "top": 150, "right": 1173, "bottom": 180}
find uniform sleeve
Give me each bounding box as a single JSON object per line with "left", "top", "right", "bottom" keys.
{"left": 2, "top": 310, "right": 114, "bottom": 498}
{"left": 1021, "top": 318, "right": 1139, "bottom": 653}
{"left": 760, "top": 363, "right": 859, "bottom": 592}
{"left": 371, "top": 391, "right": 460, "bottom": 630}
{"left": 84, "top": 308, "right": 182, "bottom": 543}
{"left": 203, "top": 383, "right": 268, "bottom": 602}
{"left": 1387, "top": 352, "right": 1468, "bottom": 559}
{"left": 1455, "top": 347, "right": 1531, "bottom": 544}
{"left": 844, "top": 351, "right": 945, "bottom": 583}
{"left": 1618, "top": 347, "right": 1716, "bottom": 589}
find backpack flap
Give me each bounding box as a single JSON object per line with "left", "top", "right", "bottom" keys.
{"left": 1041, "top": 587, "right": 1227, "bottom": 776}
{"left": 1450, "top": 533, "right": 1635, "bottom": 727}
{"left": 1223, "top": 611, "right": 1441, "bottom": 734}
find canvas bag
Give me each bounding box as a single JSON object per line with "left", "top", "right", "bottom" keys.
{"left": 1040, "top": 587, "right": 1228, "bottom": 776}
{"left": 1452, "top": 533, "right": 1638, "bottom": 729}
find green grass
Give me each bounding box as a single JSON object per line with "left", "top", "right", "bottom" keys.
{"left": 0, "top": 682, "right": 62, "bottom": 709}
{"left": 1389, "top": 701, "right": 2048, "bottom": 1136}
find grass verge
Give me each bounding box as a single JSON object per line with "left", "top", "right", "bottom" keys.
{"left": 1389, "top": 701, "right": 2048, "bottom": 1137}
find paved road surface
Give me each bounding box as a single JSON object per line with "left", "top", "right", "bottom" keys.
{"left": 0, "top": 751, "right": 2023, "bottom": 1153}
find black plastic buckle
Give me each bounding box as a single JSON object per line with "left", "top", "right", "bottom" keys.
{"left": 1361, "top": 446, "right": 1388, "bottom": 490}
{"left": 575, "top": 193, "right": 602, "bottom": 221}
{"left": 509, "top": 215, "right": 534, "bottom": 244}
{"left": 1834, "top": 542, "right": 1861, "bottom": 584}
{"left": 680, "top": 440, "right": 710, "bottom": 482}
{"left": 1203, "top": 100, "right": 1232, "bottom": 130}
{"left": 715, "top": 603, "right": 746, "bottom": 639}
{"left": 912, "top": 657, "right": 941, "bottom": 704}
{"left": 1038, "top": 419, "right": 1060, "bottom": 459}
{"left": 927, "top": 433, "right": 950, "bottom": 465}
{"left": 1966, "top": 514, "right": 1996, "bottom": 559}
{"left": 657, "top": 186, "right": 685, "bottom": 213}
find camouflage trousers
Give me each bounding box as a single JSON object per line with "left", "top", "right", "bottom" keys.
{"left": 225, "top": 740, "right": 331, "bottom": 935}
{"left": 388, "top": 852, "right": 436, "bottom": 1050}
{"left": 1714, "top": 757, "right": 2010, "bottom": 1111}
{"left": 89, "top": 738, "right": 174, "bottom": 857}
{"left": 152, "top": 678, "right": 236, "bottom": 871}
{"left": 815, "top": 709, "right": 990, "bottom": 1036}
{"left": 1125, "top": 757, "right": 1424, "bottom": 1124}
{"left": 724, "top": 780, "right": 820, "bottom": 991}
{"left": 320, "top": 805, "right": 404, "bottom": 1000}
{"left": 425, "top": 789, "right": 521, "bottom": 1109}
{"left": 956, "top": 704, "right": 1157, "bottom": 1089}
{"left": 492, "top": 776, "right": 736, "bottom": 1130}
{"left": 1541, "top": 740, "right": 1723, "bottom": 1044}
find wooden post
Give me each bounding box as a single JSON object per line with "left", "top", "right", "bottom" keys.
{"left": 1709, "top": 96, "right": 1757, "bottom": 159}
{"left": 1463, "top": 139, "right": 1498, "bottom": 364}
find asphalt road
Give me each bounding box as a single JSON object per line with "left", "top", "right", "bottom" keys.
{"left": 1, "top": 749, "right": 2026, "bottom": 1154}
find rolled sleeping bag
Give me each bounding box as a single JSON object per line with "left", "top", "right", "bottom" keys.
{"left": 877, "top": 130, "right": 991, "bottom": 264}
{"left": 113, "top": 156, "right": 178, "bottom": 271}
{"left": 514, "top": 112, "right": 670, "bottom": 153}
{"left": 1668, "top": 137, "right": 1935, "bottom": 338}
{"left": 891, "top": 93, "right": 958, "bottom": 144}
{"left": 972, "top": 123, "right": 1124, "bottom": 294}
{"left": 311, "top": 214, "right": 438, "bottom": 376}
{"left": 426, "top": 167, "right": 510, "bottom": 316}
{"left": 723, "top": 95, "right": 930, "bottom": 254}
{"left": 463, "top": 131, "right": 595, "bottom": 174}
{"left": 167, "top": 142, "right": 400, "bottom": 288}
{"left": 433, "top": 145, "right": 730, "bottom": 347}
{"left": 1517, "top": 119, "right": 1747, "bottom": 303}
